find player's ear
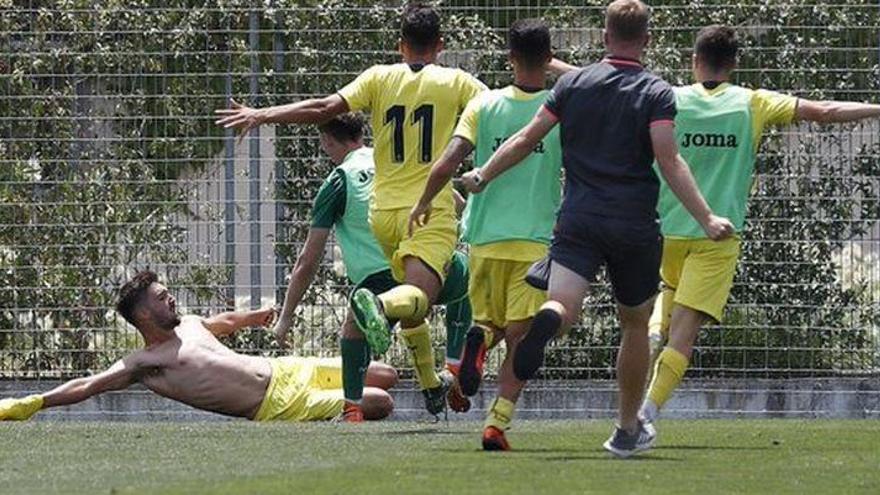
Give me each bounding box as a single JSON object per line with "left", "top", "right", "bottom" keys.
{"left": 397, "top": 39, "right": 405, "bottom": 57}
{"left": 435, "top": 37, "right": 445, "bottom": 55}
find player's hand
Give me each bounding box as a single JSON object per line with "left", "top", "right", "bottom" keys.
{"left": 408, "top": 202, "right": 432, "bottom": 238}
{"left": 251, "top": 306, "right": 278, "bottom": 328}
{"left": 0, "top": 395, "right": 44, "bottom": 421}
{"left": 214, "top": 99, "right": 265, "bottom": 143}
{"left": 461, "top": 169, "right": 486, "bottom": 194}
{"left": 701, "top": 214, "right": 735, "bottom": 241}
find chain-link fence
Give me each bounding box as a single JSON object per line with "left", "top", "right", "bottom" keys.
{"left": 1, "top": 2, "right": 878, "bottom": 390}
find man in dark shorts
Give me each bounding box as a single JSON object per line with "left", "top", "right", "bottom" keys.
{"left": 461, "top": 0, "right": 734, "bottom": 457}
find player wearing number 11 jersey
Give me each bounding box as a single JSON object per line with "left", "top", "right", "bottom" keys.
{"left": 215, "top": 1, "right": 485, "bottom": 417}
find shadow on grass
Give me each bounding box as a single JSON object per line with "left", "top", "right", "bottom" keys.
{"left": 543, "top": 454, "right": 683, "bottom": 462}
{"left": 432, "top": 446, "right": 684, "bottom": 462}
{"left": 655, "top": 444, "right": 771, "bottom": 451}
{"left": 335, "top": 427, "right": 473, "bottom": 436}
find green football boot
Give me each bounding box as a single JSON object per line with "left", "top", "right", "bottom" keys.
{"left": 351, "top": 288, "right": 392, "bottom": 355}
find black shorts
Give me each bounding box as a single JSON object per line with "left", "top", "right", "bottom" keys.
{"left": 549, "top": 212, "right": 661, "bottom": 307}
{"left": 354, "top": 269, "right": 399, "bottom": 296}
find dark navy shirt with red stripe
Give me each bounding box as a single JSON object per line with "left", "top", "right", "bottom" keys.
{"left": 544, "top": 56, "right": 676, "bottom": 220}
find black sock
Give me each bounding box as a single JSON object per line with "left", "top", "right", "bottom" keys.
{"left": 531, "top": 308, "right": 562, "bottom": 343}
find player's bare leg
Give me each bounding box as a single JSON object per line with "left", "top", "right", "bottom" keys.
{"left": 365, "top": 361, "right": 399, "bottom": 391}
{"left": 641, "top": 304, "right": 708, "bottom": 423}
{"left": 513, "top": 262, "right": 589, "bottom": 381}
{"left": 603, "top": 297, "right": 656, "bottom": 458}
{"left": 395, "top": 256, "right": 451, "bottom": 416}
{"left": 483, "top": 319, "right": 529, "bottom": 451}
{"left": 361, "top": 387, "right": 395, "bottom": 420}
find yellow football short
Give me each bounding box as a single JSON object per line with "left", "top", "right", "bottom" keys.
{"left": 652, "top": 236, "right": 741, "bottom": 332}
{"left": 370, "top": 207, "right": 457, "bottom": 284}
{"left": 469, "top": 254, "right": 546, "bottom": 329}
{"left": 253, "top": 357, "right": 344, "bottom": 422}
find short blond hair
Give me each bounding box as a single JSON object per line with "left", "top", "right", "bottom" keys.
{"left": 606, "top": 0, "right": 650, "bottom": 43}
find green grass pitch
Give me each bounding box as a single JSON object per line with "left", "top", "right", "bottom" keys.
{"left": 1, "top": 420, "right": 877, "bottom": 494}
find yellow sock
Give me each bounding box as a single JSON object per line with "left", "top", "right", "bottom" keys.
{"left": 484, "top": 397, "right": 515, "bottom": 431}
{"left": 379, "top": 284, "right": 429, "bottom": 321}
{"left": 647, "top": 346, "right": 690, "bottom": 408}
{"left": 480, "top": 324, "right": 495, "bottom": 348}
{"left": 400, "top": 322, "right": 440, "bottom": 390}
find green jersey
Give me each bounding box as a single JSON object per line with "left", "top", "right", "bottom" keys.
{"left": 456, "top": 86, "right": 562, "bottom": 250}
{"left": 657, "top": 83, "right": 799, "bottom": 238}
{"left": 310, "top": 147, "right": 389, "bottom": 284}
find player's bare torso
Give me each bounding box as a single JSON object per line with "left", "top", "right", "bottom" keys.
{"left": 136, "top": 316, "right": 272, "bottom": 419}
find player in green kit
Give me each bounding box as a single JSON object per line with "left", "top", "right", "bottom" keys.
{"left": 272, "top": 113, "right": 474, "bottom": 421}
{"left": 411, "top": 19, "right": 571, "bottom": 450}
{"left": 641, "top": 25, "right": 880, "bottom": 433}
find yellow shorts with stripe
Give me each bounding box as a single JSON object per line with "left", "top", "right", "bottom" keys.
{"left": 650, "top": 237, "right": 741, "bottom": 335}
{"left": 253, "top": 357, "right": 344, "bottom": 422}
{"left": 469, "top": 248, "right": 547, "bottom": 329}
{"left": 370, "top": 207, "right": 457, "bottom": 284}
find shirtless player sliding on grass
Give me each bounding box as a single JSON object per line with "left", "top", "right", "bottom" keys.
{"left": 0, "top": 271, "right": 397, "bottom": 422}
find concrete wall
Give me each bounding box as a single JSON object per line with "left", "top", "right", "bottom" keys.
{"left": 3, "top": 378, "right": 878, "bottom": 422}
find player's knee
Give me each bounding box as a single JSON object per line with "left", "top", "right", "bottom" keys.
{"left": 362, "top": 389, "right": 394, "bottom": 420}
{"left": 365, "top": 361, "right": 399, "bottom": 390}
{"left": 618, "top": 298, "right": 654, "bottom": 330}
{"left": 540, "top": 300, "right": 570, "bottom": 332}
{"left": 402, "top": 257, "right": 441, "bottom": 303}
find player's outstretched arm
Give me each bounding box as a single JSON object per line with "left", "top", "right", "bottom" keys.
{"left": 409, "top": 137, "right": 475, "bottom": 236}
{"left": 203, "top": 307, "right": 277, "bottom": 337}
{"left": 461, "top": 108, "right": 557, "bottom": 193}
{"left": 547, "top": 57, "right": 578, "bottom": 76}
{"left": 0, "top": 354, "right": 146, "bottom": 421}
{"left": 272, "top": 228, "right": 331, "bottom": 347}
{"left": 797, "top": 99, "right": 880, "bottom": 124}
{"left": 214, "top": 94, "right": 349, "bottom": 141}
{"left": 651, "top": 123, "right": 734, "bottom": 241}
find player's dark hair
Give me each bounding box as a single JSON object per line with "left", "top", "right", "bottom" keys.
{"left": 695, "top": 25, "right": 739, "bottom": 72}
{"left": 509, "top": 18, "right": 552, "bottom": 70}
{"left": 317, "top": 112, "right": 365, "bottom": 143}
{"left": 116, "top": 270, "right": 158, "bottom": 327}
{"left": 605, "top": 0, "right": 651, "bottom": 43}
{"left": 401, "top": 2, "right": 441, "bottom": 51}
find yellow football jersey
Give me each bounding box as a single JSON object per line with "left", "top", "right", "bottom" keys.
{"left": 338, "top": 63, "right": 486, "bottom": 211}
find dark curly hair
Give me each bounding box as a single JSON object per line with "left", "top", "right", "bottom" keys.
{"left": 509, "top": 18, "right": 551, "bottom": 70}
{"left": 116, "top": 270, "right": 158, "bottom": 327}
{"left": 317, "top": 112, "right": 365, "bottom": 143}
{"left": 695, "top": 25, "right": 739, "bottom": 72}
{"left": 401, "top": 2, "right": 441, "bottom": 51}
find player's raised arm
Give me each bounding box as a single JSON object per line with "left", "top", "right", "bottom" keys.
{"left": 796, "top": 98, "right": 880, "bottom": 123}
{"left": 0, "top": 354, "right": 148, "bottom": 421}
{"left": 203, "top": 308, "right": 276, "bottom": 337}
{"left": 651, "top": 123, "right": 734, "bottom": 241}
{"left": 461, "top": 107, "right": 557, "bottom": 194}
{"left": 214, "top": 94, "right": 349, "bottom": 141}
{"left": 272, "top": 228, "right": 331, "bottom": 346}
{"left": 547, "top": 57, "right": 578, "bottom": 76}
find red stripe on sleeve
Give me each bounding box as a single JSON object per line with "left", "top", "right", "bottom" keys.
{"left": 649, "top": 119, "right": 675, "bottom": 128}
{"left": 541, "top": 105, "right": 559, "bottom": 122}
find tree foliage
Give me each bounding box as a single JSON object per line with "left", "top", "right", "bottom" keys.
{"left": 0, "top": 1, "right": 876, "bottom": 378}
